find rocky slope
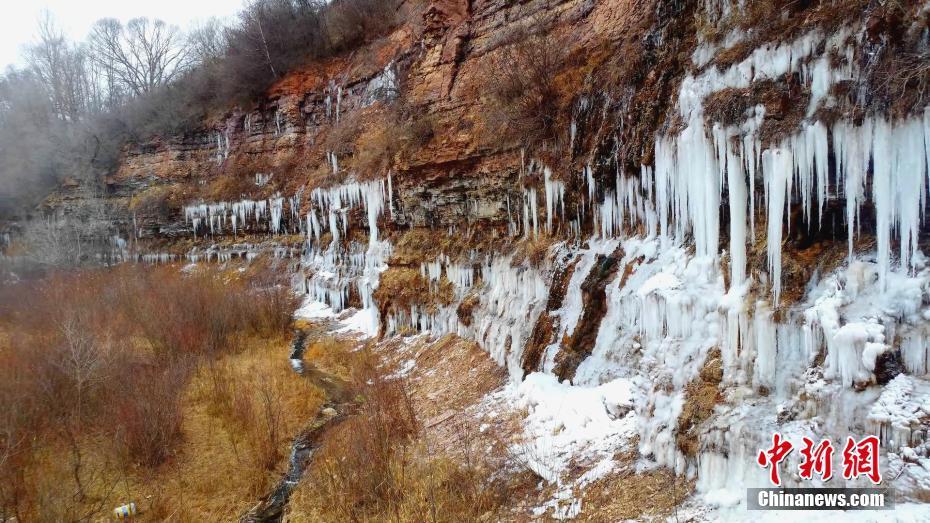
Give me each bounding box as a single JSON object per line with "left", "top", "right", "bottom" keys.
{"left": 46, "top": 0, "right": 930, "bottom": 519}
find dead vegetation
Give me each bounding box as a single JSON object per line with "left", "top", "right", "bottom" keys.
{"left": 699, "top": 0, "right": 930, "bottom": 118}
{"left": 389, "top": 228, "right": 461, "bottom": 266}
{"left": 288, "top": 339, "right": 516, "bottom": 522}
{"left": 128, "top": 184, "right": 180, "bottom": 219}
{"left": 373, "top": 266, "right": 455, "bottom": 323}
{"left": 703, "top": 78, "right": 810, "bottom": 147}
{"left": 590, "top": 1, "right": 699, "bottom": 176}
{"left": 0, "top": 264, "right": 303, "bottom": 521}
{"left": 484, "top": 31, "right": 571, "bottom": 152}
{"left": 312, "top": 99, "right": 435, "bottom": 184}
{"left": 522, "top": 257, "right": 578, "bottom": 375}
{"left": 389, "top": 227, "right": 502, "bottom": 267}
{"left": 511, "top": 234, "right": 559, "bottom": 267}
{"left": 860, "top": 5, "right": 930, "bottom": 117}
{"left": 676, "top": 349, "right": 723, "bottom": 458}
{"left": 698, "top": 0, "right": 873, "bottom": 67}
{"left": 576, "top": 467, "right": 694, "bottom": 522}
{"left": 455, "top": 292, "right": 480, "bottom": 327}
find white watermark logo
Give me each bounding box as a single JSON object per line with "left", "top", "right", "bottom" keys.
{"left": 748, "top": 488, "right": 894, "bottom": 511}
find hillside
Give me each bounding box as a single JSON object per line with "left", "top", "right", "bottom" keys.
{"left": 4, "top": 0, "right": 930, "bottom": 521}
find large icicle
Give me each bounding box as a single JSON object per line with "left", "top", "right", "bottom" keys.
{"left": 543, "top": 167, "right": 565, "bottom": 234}
{"left": 763, "top": 146, "right": 792, "bottom": 305}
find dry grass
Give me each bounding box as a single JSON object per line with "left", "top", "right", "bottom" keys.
{"left": 455, "top": 292, "right": 480, "bottom": 327}
{"left": 389, "top": 228, "right": 465, "bottom": 265}
{"left": 288, "top": 337, "right": 514, "bottom": 522}
{"left": 0, "top": 265, "right": 304, "bottom": 521}
{"left": 131, "top": 336, "right": 325, "bottom": 521}
{"left": 702, "top": 79, "right": 810, "bottom": 147}
{"left": 301, "top": 335, "right": 360, "bottom": 381}
{"left": 11, "top": 335, "right": 325, "bottom": 522}
{"left": 511, "top": 234, "right": 559, "bottom": 267}
{"left": 388, "top": 227, "right": 512, "bottom": 268}
{"left": 128, "top": 184, "right": 182, "bottom": 216}
{"left": 312, "top": 101, "right": 434, "bottom": 184}
{"left": 373, "top": 266, "right": 455, "bottom": 317}
{"left": 23, "top": 340, "right": 318, "bottom": 520}
{"left": 352, "top": 106, "right": 435, "bottom": 178}
{"left": 576, "top": 468, "right": 694, "bottom": 522}
{"left": 676, "top": 349, "right": 723, "bottom": 458}
{"left": 483, "top": 31, "right": 572, "bottom": 152}
{"left": 289, "top": 441, "right": 512, "bottom": 523}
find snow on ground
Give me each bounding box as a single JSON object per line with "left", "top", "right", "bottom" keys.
{"left": 292, "top": 230, "right": 930, "bottom": 520}
{"left": 336, "top": 307, "right": 379, "bottom": 337}
{"left": 294, "top": 295, "right": 337, "bottom": 320}
{"left": 510, "top": 372, "right": 637, "bottom": 484}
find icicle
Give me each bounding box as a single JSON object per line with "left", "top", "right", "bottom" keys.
{"left": 270, "top": 197, "right": 285, "bottom": 234}
{"left": 529, "top": 187, "right": 539, "bottom": 238}
{"left": 654, "top": 137, "right": 674, "bottom": 243}
{"left": 752, "top": 305, "right": 777, "bottom": 390}
{"left": 724, "top": 127, "right": 748, "bottom": 287}
{"left": 810, "top": 121, "right": 830, "bottom": 228}
{"left": 872, "top": 118, "right": 893, "bottom": 290}
{"left": 833, "top": 118, "right": 873, "bottom": 262}
{"left": 763, "top": 146, "right": 792, "bottom": 305}
{"left": 507, "top": 194, "right": 515, "bottom": 236}
{"left": 543, "top": 167, "right": 564, "bottom": 234}
{"left": 522, "top": 189, "right": 530, "bottom": 238}
{"left": 364, "top": 180, "right": 384, "bottom": 243}
{"left": 387, "top": 171, "right": 395, "bottom": 220}
{"left": 893, "top": 117, "right": 927, "bottom": 275}
{"left": 585, "top": 164, "right": 596, "bottom": 202}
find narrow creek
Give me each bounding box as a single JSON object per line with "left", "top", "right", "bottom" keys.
{"left": 241, "top": 328, "right": 349, "bottom": 523}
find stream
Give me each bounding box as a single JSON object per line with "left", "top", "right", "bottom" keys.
{"left": 240, "top": 329, "right": 345, "bottom": 523}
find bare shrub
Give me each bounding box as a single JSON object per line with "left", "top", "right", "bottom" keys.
{"left": 113, "top": 269, "right": 229, "bottom": 358}
{"left": 865, "top": 46, "right": 930, "bottom": 116}
{"left": 247, "top": 374, "right": 286, "bottom": 472}
{"left": 128, "top": 185, "right": 176, "bottom": 219}
{"left": 243, "top": 270, "right": 301, "bottom": 335}
{"left": 204, "top": 364, "right": 289, "bottom": 478}
{"left": 290, "top": 361, "right": 514, "bottom": 522}
{"left": 112, "top": 362, "right": 190, "bottom": 467}
{"left": 0, "top": 263, "right": 302, "bottom": 519}
{"left": 486, "top": 33, "right": 568, "bottom": 149}
{"left": 324, "top": 0, "right": 401, "bottom": 52}
{"left": 322, "top": 100, "right": 435, "bottom": 181}
{"left": 301, "top": 363, "right": 418, "bottom": 520}
{"left": 0, "top": 372, "right": 40, "bottom": 522}
{"left": 193, "top": 345, "right": 323, "bottom": 498}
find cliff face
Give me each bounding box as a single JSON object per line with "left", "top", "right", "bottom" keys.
{"left": 110, "top": 0, "right": 661, "bottom": 239}
{"left": 59, "top": 0, "right": 930, "bottom": 517}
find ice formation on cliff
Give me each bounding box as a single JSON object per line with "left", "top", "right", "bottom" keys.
{"left": 279, "top": 18, "right": 930, "bottom": 520}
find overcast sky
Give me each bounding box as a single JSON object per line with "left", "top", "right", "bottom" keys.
{"left": 1, "top": 0, "right": 246, "bottom": 70}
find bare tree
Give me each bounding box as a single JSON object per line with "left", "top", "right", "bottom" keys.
{"left": 187, "top": 18, "right": 228, "bottom": 66}
{"left": 242, "top": 2, "right": 280, "bottom": 79}
{"left": 25, "top": 12, "right": 95, "bottom": 121}
{"left": 20, "top": 187, "right": 115, "bottom": 269}
{"left": 88, "top": 17, "right": 190, "bottom": 98}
